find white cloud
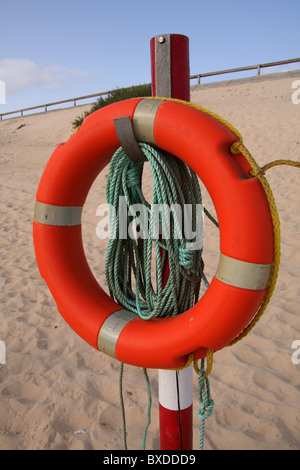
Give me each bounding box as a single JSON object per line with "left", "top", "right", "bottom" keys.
{"left": 0, "top": 58, "right": 90, "bottom": 96}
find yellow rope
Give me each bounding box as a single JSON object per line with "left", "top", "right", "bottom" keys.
{"left": 149, "top": 97, "right": 299, "bottom": 363}
{"left": 133, "top": 97, "right": 300, "bottom": 367}
{"left": 259, "top": 159, "right": 300, "bottom": 174}
{"left": 73, "top": 126, "right": 80, "bottom": 135}
{"left": 194, "top": 349, "right": 214, "bottom": 377}
{"left": 167, "top": 352, "right": 195, "bottom": 371}
{"left": 228, "top": 144, "right": 300, "bottom": 345}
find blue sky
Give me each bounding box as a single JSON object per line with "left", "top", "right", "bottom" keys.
{"left": 0, "top": 0, "right": 299, "bottom": 114}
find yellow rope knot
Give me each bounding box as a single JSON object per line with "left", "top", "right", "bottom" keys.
{"left": 167, "top": 352, "right": 194, "bottom": 371}
{"left": 230, "top": 141, "right": 265, "bottom": 176}
{"left": 249, "top": 167, "right": 265, "bottom": 177}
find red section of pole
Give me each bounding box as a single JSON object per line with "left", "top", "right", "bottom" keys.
{"left": 159, "top": 405, "right": 193, "bottom": 450}
{"left": 170, "top": 34, "right": 190, "bottom": 101}
{"left": 150, "top": 33, "right": 193, "bottom": 451}
{"left": 150, "top": 37, "right": 156, "bottom": 96}
{"left": 150, "top": 34, "right": 190, "bottom": 101}
{"left": 158, "top": 368, "right": 193, "bottom": 450}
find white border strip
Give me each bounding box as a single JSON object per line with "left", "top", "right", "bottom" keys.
{"left": 216, "top": 253, "right": 272, "bottom": 290}
{"left": 34, "top": 202, "right": 82, "bottom": 226}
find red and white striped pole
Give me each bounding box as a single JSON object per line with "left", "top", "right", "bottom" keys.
{"left": 150, "top": 34, "right": 193, "bottom": 450}
{"left": 158, "top": 367, "right": 193, "bottom": 450}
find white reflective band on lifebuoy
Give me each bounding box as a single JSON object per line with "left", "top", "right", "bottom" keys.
{"left": 97, "top": 310, "right": 137, "bottom": 358}
{"left": 215, "top": 253, "right": 272, "bottom": 290}
{"left": 133, "top": 98, "right": 165, "bottom": 146}
{"left": 34, "top": 202, "right": 83, "bottom": 226}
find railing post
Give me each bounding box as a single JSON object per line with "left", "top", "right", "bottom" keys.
{"left": 257, "top": 64, "right": 261, "bottom": 75}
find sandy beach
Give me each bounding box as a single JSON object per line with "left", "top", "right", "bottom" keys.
{"left": 0, "top": 70, "right": 299, "bottom": 450}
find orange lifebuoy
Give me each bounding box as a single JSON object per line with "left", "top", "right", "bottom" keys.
{"left": 33, "top": 97, "right": 274, "bottom": 369}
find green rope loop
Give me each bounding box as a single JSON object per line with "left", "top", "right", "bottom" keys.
{"left": 197, "top": 358, "right": 215, "bottom": 450}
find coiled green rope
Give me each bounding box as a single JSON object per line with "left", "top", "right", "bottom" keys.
{"left": 119, "top": 364, "right": 151, "bottom": 450}
{"left": 105, "top": 143, "right": 206, "bottom": 319}
{"left": 105, "top": 142, "right": 213, "bottom": 449}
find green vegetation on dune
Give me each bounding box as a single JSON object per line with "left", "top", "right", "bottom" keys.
{"left": 72, "top": 83, "right": 152, "bottom": 130}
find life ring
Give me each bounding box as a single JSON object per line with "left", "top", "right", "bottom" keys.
{"left": 33, "top": 97, "right": 274, "bottom": 369}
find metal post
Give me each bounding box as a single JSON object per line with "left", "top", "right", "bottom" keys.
{"left": 150, "top": 34, "right": 190, "bottom": 101}
{"left": 150, "top": 33, "right": 193, "bottom": 451}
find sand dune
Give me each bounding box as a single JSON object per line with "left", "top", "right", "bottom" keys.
{"left": 0, "top": 72, "right": 299, "bottom": 450}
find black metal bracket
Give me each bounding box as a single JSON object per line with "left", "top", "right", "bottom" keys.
{"left": 113, "top": 116, "right": 146, "bottom": 162}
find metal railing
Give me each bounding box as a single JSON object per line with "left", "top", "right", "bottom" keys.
{"left": 0, "top": 90, "right": 113, "bottom": 121}
{"left": 190, "top": 57, "right": 300, "bottom": 84}
{"left": 1, "top": 57, "right": 299, "bottom": 121}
